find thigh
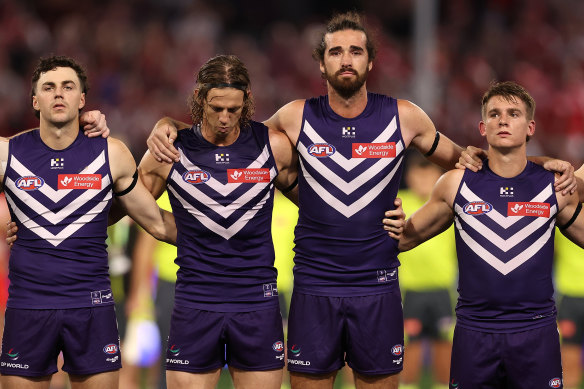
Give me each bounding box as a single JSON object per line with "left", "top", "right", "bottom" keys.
{"left": 0, "top": 308, "right": 60, "bottom": 377}
{"left": 1, "top": 374, "right": 51, "bottom": 389}
{"left": 69, "top": 370, "right": 119, "bottom": 389}
{"left": 165, "top": 305, "right": 225, "bottom": 372}
{"left": 166, "top": 368, "right": 221, "bottom": 389}
{"left": 61, "top": 305, "right": 122, "bottom": 375}
{"left": 504, "top": 323, "right": 563, "bottom": 389}
{"left": 286, "top": 292, "right": 344, "bottom": 375}
{"left": 226, "top": 306, "right": 285, "bottom": 371}
{"left": 344, "top": 290, "right": 404, "bottom": 375}
{"left": 229, "top": 366, "right": 283, "bottom": 389}
{"left": 449, "top": 326, "right": 502, "bottom": 388}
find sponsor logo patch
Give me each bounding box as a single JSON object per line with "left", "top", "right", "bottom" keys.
{"left": 342, "top": 126, "right": 356, "bottom": 138}
{"left": 507, "top": 202, "right": 550, "bottom": 218}
{"left": 272, "top": 341, "right": 284, "bottom": 352}
{"left": 103, "top": 344, "right": 118, "bottom": 355}
{"left": 15, "top": 176, "right": 44, "bottom": 191}
{"left": 227, "top": 168, "right": 270, "bottom": 183}
{"left": 182, "top": 170, "right": 211, "bottom": 184}
{"left": 50, "top": 158, "right": 64, "bottom": 169}
{"left": 263, "top": 283, "right": 278, "bottom": 297}
{"left": 215, "top": 153, "right": 230, "bottom": 164}
{"left": 377, "top": 269, "right": 397, "bottom": 283}
{"left": 391, "top": 344, "right": 403, "bottom": 356}
{"left": 500, "top": 186, "right": 514, "bottom": 197}
{"left": 549, "top": 377, "right": 562, "bottom": 388}
{"left": 58, "top": 174, "right": 101, "bottom": 190}
{"left": 352, "top": 142, "right": 396, "bottom": 158}
{"left": 6, "top": 348, "right": 19, "bottom": 361}
{"left": 91, "top": 289, "right": 114, "bottom": 305}
{"left": 307, "top": 143, "right": 336, "bottom": 158}
{"left": 289, "top": 344, "right": 301, "bottom": 357}
{"left": 463, "top": 201, "right": 493, "bottom": 215}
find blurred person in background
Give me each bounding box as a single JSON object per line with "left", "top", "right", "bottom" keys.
{"left": 555, "top": 222, "right": 584, "bottom": 389}
{"left": 397, "top": 151, "right": 456, "bottom": 389}
{"left": 125, "top": 191, "right": 178, "bottom": 389}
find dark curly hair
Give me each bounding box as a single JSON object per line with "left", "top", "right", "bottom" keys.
{"left": 312, "top": 11, "right": 377, "bottom": 63}
{"left": 189, "top": 55, "right": 254, "bottom": 128}
{"left": 31, "top": 55, "right": 89, "bottom": 118}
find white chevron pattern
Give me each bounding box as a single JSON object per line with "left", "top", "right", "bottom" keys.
{"left": 298, "top": 117, "right": 403, "bottom": 218}
{"left": 171, "top": 147, "right": 275, "bottom": 240}
{"left": 179, "top": 145, "right": 273, "bottom": 197}
{"left": 455, "top": 183, "right": 556, "bottom": 275}
{"left": 10, "top": 152, "right": 107, "bottom": 203}
{"left": 5, "top": 191, "right": 112, "bottom": 247}
{"left": 6, "top": 152, "right": 112, "bottom": 246}
{"left": 169, "top": 184, "right": 271, "bottom": 240}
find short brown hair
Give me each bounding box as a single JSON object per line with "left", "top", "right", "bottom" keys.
{"left": 481, "top": 81, "right": 536, "bottom": 121}
{"left": 312, "top": 11, "right": 377, "bottom": 63}
{"left": 31, "top": 55, "right": 89, "bottom": 118}
{"left": 189, "top": 55, "right": 254, "bottom": 128}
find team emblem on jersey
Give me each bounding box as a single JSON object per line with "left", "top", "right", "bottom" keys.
{"left": 58, "top": 174, "right": 102, "bottom": 190}
{"left": 227, "top": 168, "right": 270, "bottom": 183}
{"left": 272, "top": 341, "right": 284, "bottom": 352}
{"left": 182, "top": 170, "right": 211, "bottom": 184}
{"left": 15, "top": 176, "right": 44, "bottom": 191}
{"left": 352, "top": 142, "right": 396, "bottom": 158}
{"left": 391, "top": 344, "right": 403, "bottom": 356}
{"left": 103, "top": 344, "right": 118, "bottom": 355}
{"left": 549, "top": 378, "right": 562, "bottom": 388}
{"left": 507, "top": 202, "right": 550, "bottom": 218}
{"left": 307, "top": 143, "right": 336, "bottom": 158}
{"left": 463, "top": 201, "right": 493, "bottom": 215}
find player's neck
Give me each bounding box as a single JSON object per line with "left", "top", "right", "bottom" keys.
{"left": 487, "top": 146, "right": 528, "bottom": 178}
{"left": 39, "top": 117, "right": 80, "bottom": 150}
{"left": 199, "top": 123, "right": 240, "bottom": 147}
{"left": 327, "top": 85, "right": 368, "bottom": 118}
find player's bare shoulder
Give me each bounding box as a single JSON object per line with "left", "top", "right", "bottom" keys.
{"left": 396, "top": 99, "right": 436, "bottom": 147}
{"left": 264, "top": 99, "right": 306, "bottom": 144}
{"left": 107, "top": 137, "right": 136, "bottom": 182}
{"left": 433, "top": 169, "right": 464, "bottom": 206}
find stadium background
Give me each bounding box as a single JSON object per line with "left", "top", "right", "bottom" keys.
{"left": 1, "top": 0, "right": 584, "bottom": 388}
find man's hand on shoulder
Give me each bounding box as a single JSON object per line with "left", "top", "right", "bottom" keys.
{"left": 147, "top": 117, "right": 183, "bottom": 163}
{"left": 456, "top": 146, "right": 487, "bottom": 172}
{"left": 544, "top": 159, "right": 576, "bottom": 195}
{"left": 80, "top": 110, "right": 109, "bottom": 138}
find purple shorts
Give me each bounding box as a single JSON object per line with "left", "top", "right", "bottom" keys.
{"left": 0, "top": 306, "right": 121, "bottom": 377}
{"left": 287, "top": 290, "right": 404, "bottom": 375}
{"left": 450, "top": 323, "right": 563, "bottom": 388}
{"left": 165, "top": 304, "right": 285, "bottom": 372}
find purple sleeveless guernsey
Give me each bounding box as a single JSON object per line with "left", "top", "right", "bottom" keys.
{"left": 3, "top": 130, "right": 113, "bottom": 309}
{"left": 167, "top": 122, "right": 279, "bottom": 312}
{"left": 294, "top": 93, "right": 404, "bottom": 296}
{"left": 453, "top": 160, "right": 558, "bottom": 332}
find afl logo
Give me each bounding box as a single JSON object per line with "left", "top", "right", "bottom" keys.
{"left": 463, "top": 201, "right": 493, "bottom": 215}
{"left": 272, "top": 341, "right": 284, "bottom": 352}
{"left": 182, "top": 170, "right": 210, "bottom": 184}
{"left": 549, "top": 378, "right": 562, "bottom": 388}
{"left": 391, "top": 344, "right": 403, "bottom": 356}
{"left": 307, "top": 143, "right": 336, "bottom": 158}
{"left": 103, "top": 344, "right": 118, "bottom": 355}
{"left": 15, "top": 176, "right": 44, "bottom": 191}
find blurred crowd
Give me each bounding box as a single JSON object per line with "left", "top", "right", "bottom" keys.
{"left": 1, "top": 0, "right": 583, "bottom": 164}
